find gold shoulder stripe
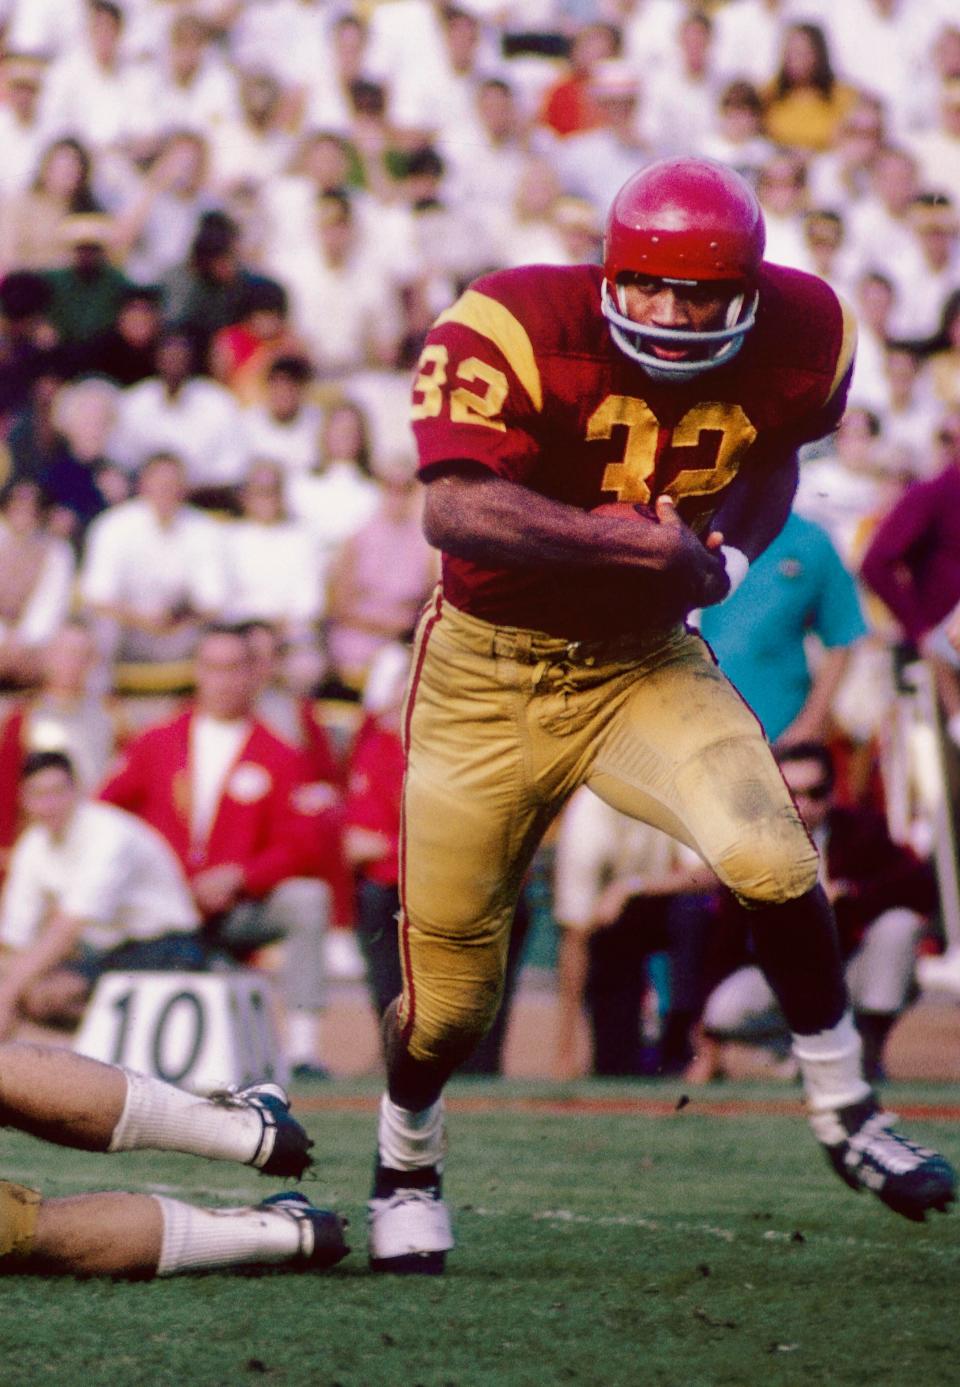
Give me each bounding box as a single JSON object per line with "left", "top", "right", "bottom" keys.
{"left": 435, "top": 289, "right": 543, "bottom": 413}
{"left": 826, "top": 293, "right": 858, "bottom": 403}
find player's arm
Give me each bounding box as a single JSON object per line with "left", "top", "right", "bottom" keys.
{"left": 423, "top": 465, "right": 729, "bottom": 606}
{"left": 708, "top": 440, "right": 800, "bottom": 564}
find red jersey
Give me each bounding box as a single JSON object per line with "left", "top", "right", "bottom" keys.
{"left": 411, "top": 261, "right": 856, "bottom": 639}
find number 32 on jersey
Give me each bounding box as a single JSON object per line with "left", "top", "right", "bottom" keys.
{"left": 411, "top": 343, "right": 758, "bottom": 505}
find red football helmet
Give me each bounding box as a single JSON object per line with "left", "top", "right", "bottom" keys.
{"left": 601, "top": 157, "right": 766, "bottom": 380}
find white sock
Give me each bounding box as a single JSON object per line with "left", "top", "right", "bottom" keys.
{"left": 286, "top": 1008, "right": 323, "bottom": 1066}
{"left": 108, "top": 1069, "right": 264, "bottom": 1165}
{"left": 378, "top": 1094, "right": 445, "bottom": 1171}
{"left": 153, "top": 1196, "right": 305, "bottom": 1276}
{"left": 792, "top": 1011, "right": 873, "bottom": 1140}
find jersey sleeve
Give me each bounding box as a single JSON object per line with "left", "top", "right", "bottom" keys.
{"left": 411, "top": 279, "right": 544, "bottom": 484}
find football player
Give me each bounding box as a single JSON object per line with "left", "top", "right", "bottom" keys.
{"left": 0, "top": 1043, "right": 348, "bottom": 1276}
{"left": 367, "top": 157, "right": 956, "bottom": 1274}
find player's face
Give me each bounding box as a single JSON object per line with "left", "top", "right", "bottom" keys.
{"left": 620, "top": 277, "right": 734, "bottom": 362}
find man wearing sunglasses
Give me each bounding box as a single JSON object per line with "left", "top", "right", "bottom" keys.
{"left": 690, "top": 741, "right": 937, "bottom": 1085}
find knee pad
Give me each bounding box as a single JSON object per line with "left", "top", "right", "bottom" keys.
{"left": 716, "top": 819, "right": 820, "bottom": 906}
{"left": 403, "top": 975, "right": 503, "bottom": 1066}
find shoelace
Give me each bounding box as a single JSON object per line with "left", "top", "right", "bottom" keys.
{"left": 847, "top": 1111, "right": 936, "bottom": 1174}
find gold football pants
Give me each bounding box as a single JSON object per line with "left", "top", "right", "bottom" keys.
{"left": 0, "top": 1181, "right": 41, "bottom": 1261}
{"left": 398, "top": 593, "right": 818, "bottom": 1064}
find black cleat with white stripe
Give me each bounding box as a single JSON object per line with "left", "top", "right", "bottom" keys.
{"left": 823, "top": 1099, "right": 956, "bottom": 1222}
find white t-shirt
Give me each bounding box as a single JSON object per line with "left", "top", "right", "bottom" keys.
{"left": 79, "top": 498, "right": 228, "bottom": 621}
{"left": 221, "top": 518, "right": 325, "bottom": 628}
{"left": 553, "top": 787, "right": 699, "bottom": 934}
{"left": 0, "top": 800, "right": 199, "bottom": 953}
{"left": 109, "top": 377, "right": 246, "bottom": 485}
{"left": 188, "top": 714, "right": 251, "bottom": 848}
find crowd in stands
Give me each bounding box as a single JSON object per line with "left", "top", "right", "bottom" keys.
{"left": 1, "top": 0, "right": 960, "bottom": 1079}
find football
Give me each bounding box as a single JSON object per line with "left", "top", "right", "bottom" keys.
{"left": 591, "top": 499, "right": 658, "bottom": 521}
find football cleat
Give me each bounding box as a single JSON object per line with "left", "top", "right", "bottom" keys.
{"left": 368, "top": 1163, "right": 454, "bottom": 1274}
{"left": 259, "top": 1191, "right": 349, "bottom": 1269}
{"left": 818, "top": 1098, "right": 957, "bottom": 1222}
{"left": 211, "top": 1082, "right": 314, "bottom": 1180}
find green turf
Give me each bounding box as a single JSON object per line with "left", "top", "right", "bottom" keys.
{"left": 3, "top": 1079, "right": 960, "bottom": 1387}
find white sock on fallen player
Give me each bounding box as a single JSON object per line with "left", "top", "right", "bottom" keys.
{"left": 792, "top": 1011, "right": 874, "bottom": 1141}
{"left": 153, "top": 1196, "right": 304, "bottom": 1275}
{"left": 108, "top": 1069, "right": 264, "bottom": 1165}
{"left": 378, "top": 1094, "right": 445, "bottom": 1171}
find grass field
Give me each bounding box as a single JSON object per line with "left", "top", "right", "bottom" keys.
{"left": 3, "top": 1077, "right": 960, "bottom": 1387}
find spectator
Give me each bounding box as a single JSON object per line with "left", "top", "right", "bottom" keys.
{"left": 0, "top": 618, "right": 118, "bottom": 871}
{"left": 78, "top": 451, "right": 228, "bottom": 668}
{"left": 645, "top": 8, "right": 721, "bottom": 157}
{"left": 164, "top": 211, "right": 285, "bottom": 363}
{"left": 807, "top": 94, "right": 886, "bottom": 210}
{"left": 700, "top": 510, "right": 868, "bottom": 748}
{"left": 552, "top": 785, "right": 715, "bottom": 1080}
{"left": 794, "top": 407, "right": 904, "bottom": 569}
{"left": 99, "top": 622, "right": 349, "bottom": 1078}
{"left": 0, "top": 750, "right": 205, "bottom": 1038}
{"left": 41, "top": 374, "right": 121, "bottom": 542}
{"left": 878, "top": 346, "right": 943, "bottom": 478}
{"left": 238, "top": 355, "right": 322, "bottom": 482}
{"left": 41, "top": 213, "right": 130, "bottom": 346}
{"left": 286, "top": 396, "right": 382, "bottom": 578}
{"left": 0, "top": 54, "right": 52, "bottom": 203}
{"left": 847, "top": 144, "right": 920, "bottom": 287}
{"left": 860, "top": 412, "right": 960, "bottom": 654}
{"left": 762, "top": 22, "right": 859, "bottom": 154}
{"left": 537, "top": 21, "right": 622, "bottom": 139}
{"left": 113, "top": 130, "right": 220, "bottom": 286}
{"left": 755, "top": 147, "right": 810, "bottom": 269}
{"left": 928, "top": 287, "right": 960, "bottom": 411}
{"left": 267, "top": 190, "right": 404, "bottom": 377}
{"left": 221, "top": 459, "right": 325, "bottom": 657}
{"left": 0, "top": 272, "right": 58, "bottom": 426}
{"left": 341, "top": 643, "right": 410, "bottom": 1022}
{"left": 208, "top": 67, "right": 295, "bottom": 201}
{"left": 0, "top": 135, "right": 101, "bottom": 274}
{"left": 326, "top": 454, "right": 438, "bottom": 694}
{"left": 886, "top": 195, "right": 960, "bottom": 347}
{"left": 3, "top": 365, "right": 69, "bottom": 489}
{"left": 84, "top": 282, "right": 164, "bottom": 387}
{"left": 0, "top": 481, "right": 76, "bottom": 690}
{"left": 697, "top": 78, "right": 773, "bottom": 189}
{"left": 908, "top": 77, "right": 960, "bottom": 200}
{"left": 209, "top": 279, "right": 307, "bottom": 407}
{"left": 142, "top": 10, "right": 241, "bottom": 145}
{"left": 244, "top": 620, "right": 342, "bottom": 790}
{"left": 551, "top": 60, "right": 656, "bottom": 214}
{"left": 799, "top": 208, "right": 857, "bottom": 299}
{"left": 108, "top": 326, "right": 245, "bottom": 491}
{"left": 38, "top": 0, "right": 151, "bottom": 160}
{"left": 689, "top": 741, "right": 937, "bottom": 1083}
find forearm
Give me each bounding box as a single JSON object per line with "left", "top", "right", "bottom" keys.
{"left": 0, "top": 913, "right": 86, "bottom": 1005}
{"left": 424, "top": 469, "right": 720, "bottom": 580}
{"left": 779, "top": 645, "right": 852, "bottom": 743}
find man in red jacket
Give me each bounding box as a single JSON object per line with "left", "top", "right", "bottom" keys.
{"left": 100, "top": 623, "right": 350, "bottom": 1077}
